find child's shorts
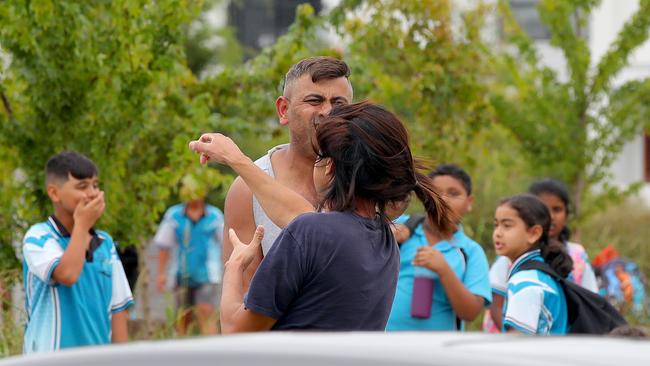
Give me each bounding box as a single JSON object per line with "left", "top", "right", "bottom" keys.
{"left": 175, "top": 283, "right": 221, "bottom": 309}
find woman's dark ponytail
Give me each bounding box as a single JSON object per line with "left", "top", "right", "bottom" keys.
{"left": 500, "top": 194, "right": 573, "bottom": 278}
{"left": 315, "top": 102, "right": 455, "bottom": 234}
{"left": 412, "top": 169, "right": 456, "bottom": 237}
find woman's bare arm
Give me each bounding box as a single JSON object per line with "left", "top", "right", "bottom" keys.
{"left": 189, "top": 133, "right": 314, "bottom": 228}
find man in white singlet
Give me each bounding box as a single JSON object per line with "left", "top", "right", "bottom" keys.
{"left": 222, "top": 57, "right": 354, "bottom": 288}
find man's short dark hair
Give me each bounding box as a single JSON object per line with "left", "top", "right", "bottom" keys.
{"left": 428, "top": 164, "right": 472, "bottom": 195}
{"left": 46, "top": 151, "right": 98, "bottom": 184}
{"left": 282, "top": 56, "right": 351, "bottom": 95}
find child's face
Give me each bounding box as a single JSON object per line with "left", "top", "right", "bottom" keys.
{"left": 431, "top": 175, "right": 473, "bottom": 224}
{"left": 537, "top": 193, "right": 567, "bottom": 240}
{"left": 47, "top": 174, "right": 100, "bottom": 215}
{"left": 493, "top": 204, "right": 542, "bottom": 262}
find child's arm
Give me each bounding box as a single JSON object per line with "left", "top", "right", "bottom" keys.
{"left": 413, "top": 247, "right": 485, "bottom": 321}
{"left": 111, "top": 310, "right": 129, "bottom": 342}
{"left": 488, "top": 293, "right": 505, "bottom": 330}
{"left": 189, "top": 134, "right": 315, "bottom": 229}
{"left": 52, "top": 192, "right": 105, "bottom": 286}
{"left": 156, "top": 248, "right": 170, "bottom": 291}
{"left": 110, "top": 244, "right": 134, "bottom": 337}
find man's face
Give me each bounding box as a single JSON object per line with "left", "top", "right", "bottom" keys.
{"left": 277, "top": 74, "right": 353, "bottom": 155}
{"left": 48, "top": 174, "right": 100, "bottom": 214}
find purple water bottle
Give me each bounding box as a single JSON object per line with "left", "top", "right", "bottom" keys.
{"left": 410, "top": 265, "right": 435, "bottom": 319}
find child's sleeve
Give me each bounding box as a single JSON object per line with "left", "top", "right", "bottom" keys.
{"left": 503, "top": 278, "right": 543, "bottom": 334}
{"left": 462, "top": 245, "right": 492, "bottom": 306}
{"left": 22, "top": 227, "right": 64, "bottom": 284}
{"left": 153, "top": 210, "right": 177, "bottom": 249}
{"left": 214, "top": 209, "right": 224, "bottom": 244}
{"left": 581, "top": 259, "right": 599, "bottom": 293}
{"left": 489, "top": 256, "right": 510, "bottom": 297}
{"left": 110, "top": 245, "right": 134, "bottom": 313}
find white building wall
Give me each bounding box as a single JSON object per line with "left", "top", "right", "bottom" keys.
{"left": 512, "top": 0, "right": 650, "bottom": 202}
{"left": 590, "top": 0, "right": 650, "bottom": 203}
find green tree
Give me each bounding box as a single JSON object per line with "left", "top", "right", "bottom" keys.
{"left": 0, "top": 0, "right": 235, "bottom": 334}
{"left": 491, "top": 0, "right": 650, "bottom": 226}
{"left": 328, "top": 0, "right": 534, "bottom": 248}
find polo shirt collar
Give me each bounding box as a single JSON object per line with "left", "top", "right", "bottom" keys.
{"left": 48, "top": 215, "right": 104, "bottom": 262}
{"left": 508, "top": 249, "right": 542, "bottom": 278}
{"left": 413, "top": 222, "right": 460, "bottom": 252}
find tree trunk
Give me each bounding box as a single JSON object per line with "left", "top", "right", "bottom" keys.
{"left": 136, "top": 237, "right": 152, "bottom": 338}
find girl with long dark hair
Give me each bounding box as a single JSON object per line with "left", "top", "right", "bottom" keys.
{"left": 493, "top": 194, "right": 572, "bottom": 334}
{"left": 484, "top": 179, "right": 597, "bottom": 332}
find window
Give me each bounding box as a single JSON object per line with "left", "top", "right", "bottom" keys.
{"left": 508, "top": 0, "right": 551, "bottom": 40}
{"left": 228, "top": 0, "right": 323, "bottom": 58}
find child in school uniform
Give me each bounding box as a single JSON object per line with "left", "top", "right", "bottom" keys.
{"left": 484, "top": 178, "right": 596, "bottom": 332}
{"left": 493, "top": 194, "right": 571, "bottom": 335}
{"left": 386, "top": 164, "right": 491, "bottom": 331}
{"left": 22, "top": 152, "right": 133, "bottom": 353}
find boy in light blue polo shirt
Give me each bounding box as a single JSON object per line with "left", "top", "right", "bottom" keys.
{"left": 155, "top": 173, "right": 224, "bottom": 335}
{"left": 22, "top": 152, "right": 133, "bottom": 353}
{"left": 387, "top": 164, "right": 491, "bottom": 331}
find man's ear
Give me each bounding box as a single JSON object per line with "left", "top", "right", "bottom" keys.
{"left": 325, "top": 159, "right": 335, "bottom": 178}
{"left": 527, "top": 224, "right": 543, "bottom": 245}
{"left": 276, "top": 96, "right": 290, "bottom": 126}
{"left": 47, "top": 183, "right": 60, "bottom": 203}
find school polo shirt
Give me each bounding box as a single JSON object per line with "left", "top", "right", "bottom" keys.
{"left": 489, "top": 242, "right": 599, "bottom": 296}
{"left": 153, "top": 203, "right": 223, "bottom": 287}
{"left": 22, "top": 217, "right": 134, "bottom": 353}
{"left": 503, "top": 249, "right": 568, "bottom": 335}
{"left": 386, "top": 218, "right": 492, "bottom": 331}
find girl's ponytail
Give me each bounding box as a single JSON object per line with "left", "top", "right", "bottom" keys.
{"left": 541, "top": 238, "right": 573, "bottom": 278}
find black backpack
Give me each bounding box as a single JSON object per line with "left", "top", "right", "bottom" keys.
{"left": 518, "top": 260, "right": 627, "bottom": 334}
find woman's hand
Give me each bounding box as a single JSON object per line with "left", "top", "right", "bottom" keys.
{"left": 189, "top": 133, "right": 248, "bottom": 166}
{"left": 227, "top": 225, "right": 264, "bottom": 270}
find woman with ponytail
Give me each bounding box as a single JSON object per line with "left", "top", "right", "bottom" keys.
{"left": 493, "top": 194, "right": 572, "bottom": 335}
{"left": 484, "top": 179, "right": 597, "bottom": 332}
{"left": 189, "top": 101, "right": 455, "bottom": 333}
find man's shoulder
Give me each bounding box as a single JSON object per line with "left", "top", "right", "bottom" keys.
{"left": 253, "top": 144, "right": 288, "bottom": 170}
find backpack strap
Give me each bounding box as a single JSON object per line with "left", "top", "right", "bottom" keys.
{"left": 455, "top": 247, "right": 468, "bottom": 330}
{"left": 517, "top": 259, "right": 562, "bottom": 280}
{"left": 403, "top": 214, "right": 426, "bottom": 235}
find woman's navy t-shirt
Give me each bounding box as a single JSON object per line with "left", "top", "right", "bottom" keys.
{"left": 244, "top": 211, "right": 399, "bottom": 330}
